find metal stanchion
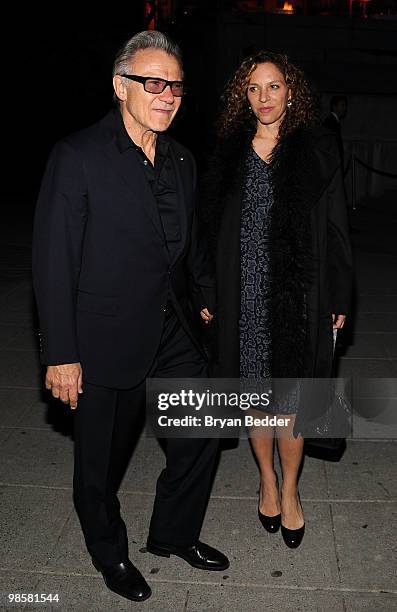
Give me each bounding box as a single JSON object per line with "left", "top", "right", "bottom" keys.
{"left": 349, "top": 152, "right": 397, "bottom": 211}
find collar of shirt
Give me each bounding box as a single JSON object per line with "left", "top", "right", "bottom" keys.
{"left": 114, "top": 107, "right": 169, "bottom": 166}
{"left": 331, "top": 111, "right": 340, "bottom": 123}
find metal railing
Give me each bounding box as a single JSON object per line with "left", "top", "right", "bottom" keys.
{"left": 347, "top": 154, "right": 397, "bottom": 211}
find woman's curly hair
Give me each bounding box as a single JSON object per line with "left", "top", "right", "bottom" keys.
{"left": 218, "top": 50, "right": 318, "bottom": 142}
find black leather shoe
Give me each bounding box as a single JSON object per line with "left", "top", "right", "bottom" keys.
{"left": 92, "top": 558, "right": 151, "bottom": 602}
{"left": 146, "top": 539, "right": 229, "bottom": 571}
{"left": 280, "top": 523, "right": 305, "bottom": 548}
{"left": 258, "top": 508, "right": 281, "bottom": 533}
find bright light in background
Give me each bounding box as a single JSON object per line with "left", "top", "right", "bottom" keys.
{"left": 145, "top": 0, "right": 158, "bottom": 29}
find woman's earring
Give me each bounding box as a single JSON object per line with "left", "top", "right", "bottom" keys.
{"left": 287, "top": 100, "right": 292, "bottom": 108}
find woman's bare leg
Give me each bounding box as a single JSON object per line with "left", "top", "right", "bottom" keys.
{"left": 276, "top": 415, "right": 304, "bottom": 529}
{"left": 249, "top": 421, "right": 280, "bottom": 516}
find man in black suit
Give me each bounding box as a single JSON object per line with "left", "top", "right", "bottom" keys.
{"left": 322, "top": 95, "right": 347, "bottom": 168}
{"left": 32, "top": 30, "right": 228, "bottom": 604}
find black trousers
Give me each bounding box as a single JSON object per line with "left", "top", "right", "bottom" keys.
{"left": 73, "top": 307, "right": 219, "bottom": 566}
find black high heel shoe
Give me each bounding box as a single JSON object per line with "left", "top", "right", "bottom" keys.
{"left": 280, "top": 493, "right": 305, "bottom": 548}
{"left": 258, "top": 476, "right": 281, "bottom": 533}
{"left": 281, "top": 523, "right": 305, "bottom": 548}
{"left": 258, "top": 508, "right": 281, "bottom": 533}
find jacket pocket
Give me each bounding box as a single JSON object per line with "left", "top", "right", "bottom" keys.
{"left": 76, "top": 290, "right": 118, "bottom": 316}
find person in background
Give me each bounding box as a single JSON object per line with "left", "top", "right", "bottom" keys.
{"left": 323, "top": 94, "right": 347, "bottom": 167}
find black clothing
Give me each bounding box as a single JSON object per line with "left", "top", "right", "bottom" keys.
{"left": 129, "top": 133, "right": 181, "bottom": 261}
{"left": 202, "top": 127, "right": 353, "bottom": 434}
{"left": 322, "top": 114, "right": 344, "bottom": 166}
{"left": 73, "top": 307, "right": 218, "bottom": 566}
{"left": 33, "top": 108, "right": 218, "bottom": 567}
{"left": 32, "top": 109, "right": 215, "bottom": 388}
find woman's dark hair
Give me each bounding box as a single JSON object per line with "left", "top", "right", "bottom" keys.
{"left": 218, "top": 50, "right": 318, "bottom": 142}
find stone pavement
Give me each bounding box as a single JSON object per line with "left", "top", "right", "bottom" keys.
{"left": 0, "top": 195, "right": 396, "bottom": 611}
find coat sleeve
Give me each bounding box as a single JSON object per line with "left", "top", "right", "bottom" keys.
{"left": 326, "top": 164, "right": 353, "bottom": 315}
{"left": 32, "top": 140, "right": 88, "bottom": 365}
{"left": 185, "top": 154, "right": 216, "bottom": 314}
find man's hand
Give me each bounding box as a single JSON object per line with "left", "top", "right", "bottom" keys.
{"left": 45, "top": 363, "right": 83, "bottom": 410}
{"left": 332, "top": 314, "right": 346, "bottom": 329}
{"left": 200, "top": 308, "right": 214, "bottom": 325}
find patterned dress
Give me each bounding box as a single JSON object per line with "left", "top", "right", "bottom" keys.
{"left": 240, "top": 147, "right": 298, "bottom": 413}
{"left": 240, "top": 147, "right": 273, "bottom": 380}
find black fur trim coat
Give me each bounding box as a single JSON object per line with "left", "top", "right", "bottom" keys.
{"left": 200, "top": 126, "right": 353, "bottom": 390}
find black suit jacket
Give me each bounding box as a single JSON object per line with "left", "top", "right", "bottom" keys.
{"left": 32, "top": 109, "right": 215, "bottom": 388}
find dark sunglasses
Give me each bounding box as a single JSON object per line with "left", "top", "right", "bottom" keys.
{"left": 119, "top": 74, "right": 184, "bottom": 97}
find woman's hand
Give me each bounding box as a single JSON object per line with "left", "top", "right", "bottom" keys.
{"left": 332, "top": 314, "right": 346, "bottom": 329}
{"left": 200, "top": 308, "right": 214, "bottom": 325}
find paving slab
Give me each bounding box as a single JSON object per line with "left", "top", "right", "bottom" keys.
{"left": 122, "top": 438, "right": 328, "bottom": 501}
{"left": 0, "top": 350, "right": 42, "bottom": 388}
{"left": 0, "top": 289, "right": 37, "bottom": 326}
{"left": 352, "top": 377, "right": 397, "bottom": 398}
{"left": 199, "top": 497, "right": 339, "bottom": 589}
{"left": 0, "top": 278, "right": 26, "bottom": 298}
{"left": 343, "top": 592, "right": 397, "bottom": 612}
{"left": 47, "top": 495, "right": 196, "bottom": 584}
{"left": 0, "top": 388, "right": 38, "bottom": 428}
{"left": 325, "top": 441, "right": 397, "bottom": 499}
{"left": 16, "top": 394, "right": 73, "bottom": 433}
{"left": 0, "top": 324, "right": 38, "bottom": 351}
{"left": 208, "top": 440, "right": 260, "bottom": 499}
{"left": 0, "top": 571, "right": 42, "bottom": 609}
{"left": 331, "top": 501, "right": 397, "bottom": 591}
{"left": 0, "top": 278, "right": 31, "bottom": 302}
{"left": 352, "top": 400, "right": 397, "bottom": 440}
{"left": 0, "top": 428, "right": 73, "bottom": 488}
{"left": 0, "top": 486, "right": 73, "bottom": 571}
{"left": 210, "top": 440, "right": 328, "bottom": 501}
{"left": 0, "top": 324, "right": 20, "bottom": 350}
{"left": 27, "top": 575, "right": 189, "bottom": 612}
{"left": 384, "top": 334, "right": 397, "bottom": 358}
{"left": 0, "top": 428, "right": 13, "bottom": 446}
{"left": 186, "top": 584, "right": 345, "bottom": 612}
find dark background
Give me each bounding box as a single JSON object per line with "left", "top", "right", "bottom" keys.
{"left": 2, "top": 1, "right": 397, "bottom": 207}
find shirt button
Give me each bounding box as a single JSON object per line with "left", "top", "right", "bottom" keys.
{"left": 143, "top": 160, "right": 148, "bottom": 165}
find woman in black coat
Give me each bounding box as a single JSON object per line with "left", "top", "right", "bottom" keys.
{"left": 202, "top": 51, "right": 353, "bottom": 548}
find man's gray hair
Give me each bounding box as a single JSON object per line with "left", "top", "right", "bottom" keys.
{"left": 113, "top": 30, "right": 183, "bottom": 77}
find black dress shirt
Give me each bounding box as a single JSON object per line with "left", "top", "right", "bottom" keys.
{"left": 115, "top": 111, "right": 181, "bottom": 261}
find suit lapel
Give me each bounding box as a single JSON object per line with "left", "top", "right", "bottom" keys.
{"left": 100, "top": 110, "right": 192, "bottom": 264}
{"left": 168, "top": 142, "right": 189, "bottom": 261}
{"left": 104, "top": 139, "right": 167, "bottom": 243}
